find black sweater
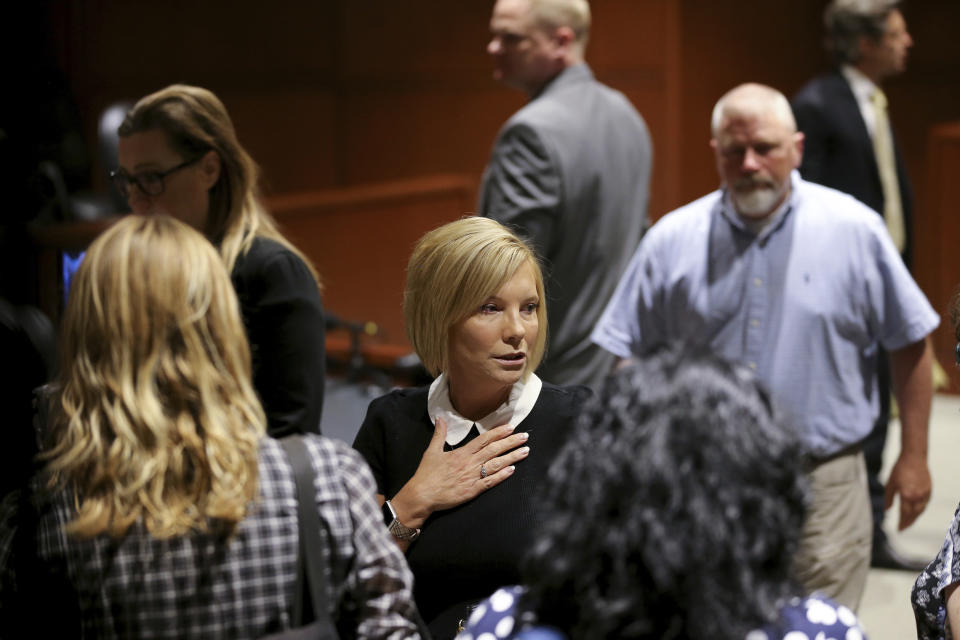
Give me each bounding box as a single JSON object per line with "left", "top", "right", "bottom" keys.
{"left": 352, "top": 382, "right": 590, "bottom": 639}
{"left": 231, "top": 237, "right": 325, "bottom": 437}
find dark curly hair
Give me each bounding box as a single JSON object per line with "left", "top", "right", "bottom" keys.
{"left": 519, "top": 345, "right": 810, "bottom": 640}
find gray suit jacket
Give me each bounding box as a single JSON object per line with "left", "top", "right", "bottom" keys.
{"left": 478, "top": 63, "right": 653, "bottom": 390}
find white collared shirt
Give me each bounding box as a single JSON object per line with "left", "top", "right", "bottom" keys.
{"left": 427, "top": 372, "right": 543, "bottom": 446}
{"left": 841, "top": 65, "right": 880, "bottom": 139}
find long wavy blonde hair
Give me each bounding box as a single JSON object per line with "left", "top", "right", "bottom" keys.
{"left": 44, "top": 215, "right": 266, "bottom": 539}
{"left": 118, "top": 84, "right": 320, "bottom": 284}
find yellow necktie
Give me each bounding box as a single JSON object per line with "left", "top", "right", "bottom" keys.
{"left": 870, "top": 89, "right": 906, "bottom": 253}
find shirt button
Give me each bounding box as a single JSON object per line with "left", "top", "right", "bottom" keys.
{"left": 753, "top": 277, "right": 763, "bottom": 287}
{"left": 748, "top": 362, "right": 757, "bottom": 370}
{"left": 750, "top": 319, "right": 760, "bottom": 328}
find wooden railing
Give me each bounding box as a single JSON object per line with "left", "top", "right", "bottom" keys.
{"left": 24, "top": 175, "right": 476, "bottom": 371}
{"left": 268, "top": 174, "right": 476, "bottom": 365}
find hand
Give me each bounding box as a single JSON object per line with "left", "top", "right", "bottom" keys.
{"left": 390, "top": 417, "right": 530, "bottom": 527}
{"left": 884, "top": 452, "right": 932, "bottom": 531}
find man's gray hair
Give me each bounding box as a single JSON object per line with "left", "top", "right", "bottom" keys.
{"left": 529, "top": 0, "right": 591, "bottom": 54}
{"left": 710, "top": 83, "right": 797, "bottom": 137}
{"left": 824, "top": 0, "right": 902, "bottom": 65}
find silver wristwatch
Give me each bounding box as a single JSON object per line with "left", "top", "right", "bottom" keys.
{"left": 382, "top": 499, "right": 421, "bottom": 541}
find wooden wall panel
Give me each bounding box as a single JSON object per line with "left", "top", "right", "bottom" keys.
{"left": 587, "top": 0, "right": 671, "bottom": 69}
{"left": 334, "top": 1, "right": 501, "bottom": 193}
{"left": 913, "top": 123, "right": 960, "bottom": 390}
{"left": 219, "top": 90, "right": 339, "bottom": 194}
{"left": 49, "top": 0, "right": 340, "bottom": 193}
{"left": 39, "top": 1, "right": 960, "bottom": 208}
{"left": 268, "top": 176, "right": 475, "bottom": 348}
{"left": 884, "top": 0, "right": 960, "bottom": 299}
{"left": 339, "top": 88, "right": 517, "bottom": 192}
{"left": 40, "top": 0, "right": 684, "bottom": 214}
{"left": 334, "top": 1, "right": 673, "bottom": 214}
{"left": 19, "top": 0, "right": 959, "bottom": 384}
{"left": 338, "top": 2, "right": 493, "bottom": 78}
{"left": 887, "top": 0, "right": 960, "bottom": 175}
{"left": 54, "top": 1, "right": 337, "bottom": 90}
{"left": 615, "top": 83, "right": 669, "bottom": 219}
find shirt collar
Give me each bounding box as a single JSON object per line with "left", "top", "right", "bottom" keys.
{"left": 841, "top": 65, "right": 878, "bottom": 106}
{"left": 427, "top": 372, "right": 543, "bottom": 446}
{"left": 719, "top": 170, "right": 801, "bottom": 240}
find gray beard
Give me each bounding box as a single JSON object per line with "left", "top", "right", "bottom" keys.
{"left": 731, "top": 185, "right": 782, "bottom": 218}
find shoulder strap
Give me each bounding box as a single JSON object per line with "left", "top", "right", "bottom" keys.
{"left": 4, "top": 488, "right": 82, "bottom": 636}
{"left": 279, "top": 436, "right": 335, "bottom": 629}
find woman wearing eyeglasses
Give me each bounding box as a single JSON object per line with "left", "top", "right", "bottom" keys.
{"left": 113, "top": 85, "right": 325, "bottom": 437}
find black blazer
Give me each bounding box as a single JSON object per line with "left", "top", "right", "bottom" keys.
{"left": 792, "top": 70, "right": 913, "bottom": 267}
{"left": 231, "top": 237, "right": 326, "bottom": 437}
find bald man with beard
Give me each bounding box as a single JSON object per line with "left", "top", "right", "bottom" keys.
{"left": 594, "top": 83, "right": 937, "bottom": 610}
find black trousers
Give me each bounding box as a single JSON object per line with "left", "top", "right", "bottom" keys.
{"left": 863, "top": 349, "right": 891, "bottom": 540}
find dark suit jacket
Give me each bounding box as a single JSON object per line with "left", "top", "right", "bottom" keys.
{"left": 231, "top": 236, "right": 325, "bottom": 437}
{"left": 792, "top": 69, "right": 913, "bottom": 267}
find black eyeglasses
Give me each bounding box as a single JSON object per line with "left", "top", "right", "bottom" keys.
{"left": 109, "top": 157, "right": 200, "bottom": 199}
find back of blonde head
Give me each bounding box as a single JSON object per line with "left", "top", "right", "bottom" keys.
{"left": 46, "top": 215, "right": 266, "bottom": 539}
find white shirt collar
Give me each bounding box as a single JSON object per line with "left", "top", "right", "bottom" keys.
{"left": 427, "top": 372, "right": 543, "bottom": 446}
{"left": 841, "top": 64, "right": 879, "bottom": 137}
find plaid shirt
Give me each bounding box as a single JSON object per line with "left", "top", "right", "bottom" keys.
{"left": 0, "top": 436, "right": 421, "bottom": 639}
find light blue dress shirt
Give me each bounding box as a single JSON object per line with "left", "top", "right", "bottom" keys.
{"left": 592, "top": 171, "right": 939, "bottom": 457}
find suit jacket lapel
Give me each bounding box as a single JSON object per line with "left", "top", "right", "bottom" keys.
{"left": 824, "top": 70, "right": 880, "bottom": 175}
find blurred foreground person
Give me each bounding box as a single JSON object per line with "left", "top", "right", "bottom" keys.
{"left": 0, "top": 215, "right": 420, "bottom": 639}
{"left": 463, "top": 347, "right": 870, "bottom": 640}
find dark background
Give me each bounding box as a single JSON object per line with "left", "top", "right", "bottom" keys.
{"left": 5, "top": 0, "right": 960, "bottom": 379}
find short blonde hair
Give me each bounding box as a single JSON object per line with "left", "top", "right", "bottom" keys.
{"left": 404, "top": 217, "right": 548, "bottom": 378}
{"left": 45, "top": 215, "right": 266, "bottom": 539}
{"left": 530, "top": 0, "right": 591, "bottom": 54}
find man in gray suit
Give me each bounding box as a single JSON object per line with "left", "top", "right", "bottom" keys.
{"left": 478, "top": 0, "right": 653, "bottom": 390}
